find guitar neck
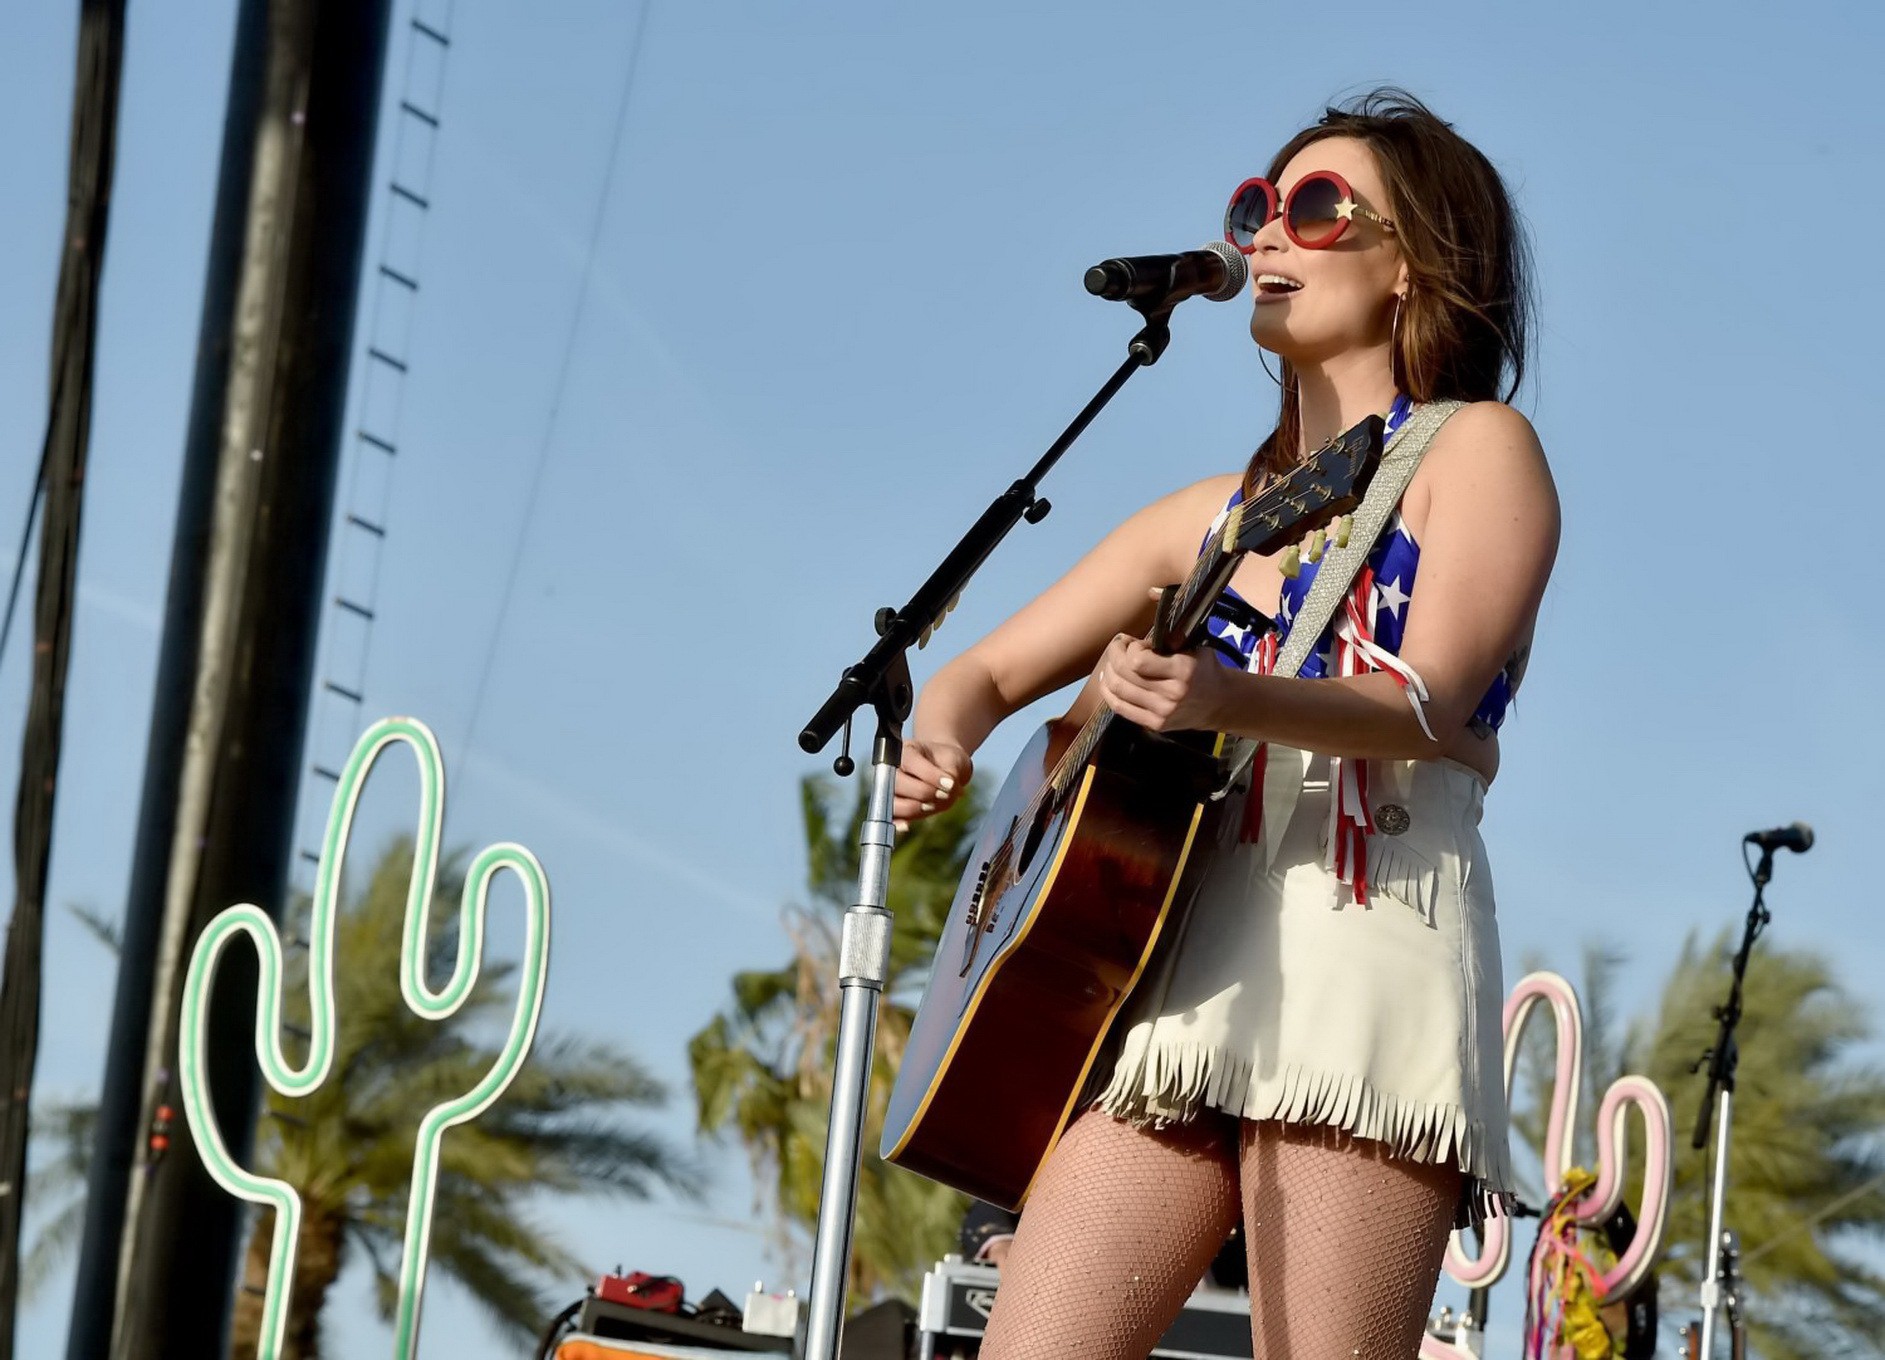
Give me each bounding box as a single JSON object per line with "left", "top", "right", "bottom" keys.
{"left": 1153, "top": 542, "right": 1264, "bottom": 655}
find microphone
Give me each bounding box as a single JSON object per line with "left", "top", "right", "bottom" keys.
{"left": 1744, "top": 822, "right": 1814, "bottom": 853}
{"left": 1085, "top": 241, "right": 1248, "bottom": 306}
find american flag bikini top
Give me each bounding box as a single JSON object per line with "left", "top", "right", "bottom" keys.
{"left": 1199, "top": 394, "right": 1512, "bottom": 732}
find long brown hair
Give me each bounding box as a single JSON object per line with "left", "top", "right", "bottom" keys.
{"left": 1246, "top": 88, "right": 1533, "bottom": 492}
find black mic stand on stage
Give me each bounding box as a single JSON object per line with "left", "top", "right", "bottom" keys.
{"left": 1687, "top": 838, "right": 1791, "bottom": 1358}
{"left": 795, "top": 301, "right": 1180, "bottom": 1360}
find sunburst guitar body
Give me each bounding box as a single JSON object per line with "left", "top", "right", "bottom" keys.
{"left": 881, "top": 414, "right": 1388, "bottom": 1208}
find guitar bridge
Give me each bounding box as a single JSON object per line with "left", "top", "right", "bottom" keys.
{"left": 964, "top": 861, "right": 991, "bottom": 929}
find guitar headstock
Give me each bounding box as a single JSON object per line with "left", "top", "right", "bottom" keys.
{"left": 1220, "top": 413, "right": 1386, "bottom": 559}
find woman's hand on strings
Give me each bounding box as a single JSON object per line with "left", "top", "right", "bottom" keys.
{"left": 1094, "top": 631, "right": 1233, "bottom": 735}
{"left": 894, "top": 738, "right": 973, "bottom": 831}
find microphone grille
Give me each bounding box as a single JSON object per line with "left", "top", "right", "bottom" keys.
{"left": 1793, "top": 821, "right": 1815, "bottom": 850}
{"left": 1201, "top": 240, "right": 1247, "bottom": 302}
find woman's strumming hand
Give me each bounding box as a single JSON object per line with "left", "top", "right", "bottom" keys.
{"left": 1093, "top": 632, "right": 1235, "bottom": 735}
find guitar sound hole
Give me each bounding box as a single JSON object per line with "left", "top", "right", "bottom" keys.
{"left": 1013, "top": 797, "right": 1054, "bottom": 878}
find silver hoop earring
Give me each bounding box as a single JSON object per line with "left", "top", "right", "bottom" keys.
{"left": 1390, "top": 293, "right": 1406, "bottom": 386}
{"left": 1259, "top": 348, "right": 1283, "bottom": 387}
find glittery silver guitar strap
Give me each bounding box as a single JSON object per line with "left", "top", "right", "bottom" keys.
{"left": 1215, "top": 398, "right": 1465, "bottom": 800}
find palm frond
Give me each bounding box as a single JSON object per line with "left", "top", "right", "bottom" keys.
{"left": 21, "top": 1194, "right": 88, "bottom": 1302}
{"left": 420, "top": 1234, "right": 558, "bottom": 1344}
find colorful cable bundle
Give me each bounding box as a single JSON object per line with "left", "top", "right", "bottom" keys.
{"left": 1524, "top": 1167, "right": 1615, "bottom": 1359}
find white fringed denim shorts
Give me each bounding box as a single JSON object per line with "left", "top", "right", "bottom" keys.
{"left": 1092, "top": 749, "right": 1513, "bottom": 1226}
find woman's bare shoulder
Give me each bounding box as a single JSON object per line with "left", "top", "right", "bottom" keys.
{"left": 1412, "top": 402, "right": 1553, "bottom": 499}
{"left": 1407, "top": 400, "right": 1559, "bottom": 545}
{"left": 1425, "top": 400, "right": 1548, "bottom": 469}
{"left": 1398, "top": 402, "right": 1556, "bottom": 545}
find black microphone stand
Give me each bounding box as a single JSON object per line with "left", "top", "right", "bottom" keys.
{"left": 1688, "top": 843, "right": 1775, "bottom": 1357}
{"left": 794, "top": 301, "right": 1177, "bottom": 1360}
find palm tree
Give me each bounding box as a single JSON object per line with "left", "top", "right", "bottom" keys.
{"left": 688, "top": 775, "right": 981, "bottom": 1301}
{"left": 1510, "top": 934, "right": 1885, "bottom": 1359}
{"left": 20, "top": 1097, "right": 94, "bottom": 1305}
{"left": 29, "top": 840, "right": 697, "bottom": 1360}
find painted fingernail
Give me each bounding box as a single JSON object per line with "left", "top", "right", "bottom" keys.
{"left": 938, "top": 776, "right": 955, "bottom": 793}
{"left": 894, "top": 820, "right": 908, "bottom": 833}
{"left": 919, "top": 802, "right": 935, "bottom": 813}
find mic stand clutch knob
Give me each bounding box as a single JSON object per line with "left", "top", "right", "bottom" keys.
{"left": 833, "top": 712, "right": 855, "bottom": 777}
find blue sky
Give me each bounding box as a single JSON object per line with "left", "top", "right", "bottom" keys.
{"left": 3, "top": 0, "right": 1883, "bottom": 1355}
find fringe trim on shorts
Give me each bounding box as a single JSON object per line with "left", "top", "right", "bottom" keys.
{"left": 1365, "top": 837, "right": 1442, "bottom": 928}
{"left": 1092, "top": 1035, "right": 1514, "bottom": 1230}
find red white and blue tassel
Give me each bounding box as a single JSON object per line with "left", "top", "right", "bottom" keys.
{"left": 1242, "top": 567, "right": 1436, "bottom": 907}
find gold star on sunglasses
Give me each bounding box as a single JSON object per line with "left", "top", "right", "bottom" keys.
{"left": 1333, "top": 197, "right": 1394, "bottom": 232}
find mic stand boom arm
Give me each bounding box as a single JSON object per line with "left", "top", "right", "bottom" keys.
{"left": 794, "top": 305, "right": 1174, "bottom": 1360}
{"left": 798, "top": 308, "right": 1173, "bottom": 756}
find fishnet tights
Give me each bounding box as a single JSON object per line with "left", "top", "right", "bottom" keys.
{"left": 978, "top": 1108, "right": 1241, "bottom": 1360}
{"left": 978, "top": 1111, "right": 1461, "bottom": 1360}
{"left": 1243, "top": 1121, "right": 1461, "bottom": 1358}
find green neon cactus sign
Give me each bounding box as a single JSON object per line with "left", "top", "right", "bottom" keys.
{"left": 177, "top": 716, "right": 551, "bottom": 1360}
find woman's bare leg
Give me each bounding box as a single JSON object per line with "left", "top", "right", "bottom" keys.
{"left": 1240, "top": 1121, "right": 1461, "bottom": 1359}
{"left": 978, "top": 1108, "right": 1240, "bottom": 1360}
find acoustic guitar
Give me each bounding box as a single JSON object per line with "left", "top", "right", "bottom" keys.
{"left": 880, "top": 414, "right": 1388, "bottom": 1208}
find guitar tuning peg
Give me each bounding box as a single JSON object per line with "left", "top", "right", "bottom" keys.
{"left": 1279, "top": 544, "right": 1301, "bottom": 579}
{"left": 917, "top": 622, "right": 934, "bottom": 649}
{"left": 946, "top": 592, "right": 961, "bottom": 614}
{"left": 1333, "top": 515, "right": 1353, "bottom": 550}
{"left": 1305, "top": 528, "right": 1327, "bottom": 564}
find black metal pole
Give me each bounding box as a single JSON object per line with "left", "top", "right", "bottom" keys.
{"left": 64, "top": 1, "right": 392, "bottom": 1356}
{"left": 0, "top": 4, "right": 128, "bottom": 1356}
{"left": 1689, "top": 848, "right": 1774, "bottom": 1358}
{"left": 1692, "top": 854, "right": 1768, "bottom": 1151}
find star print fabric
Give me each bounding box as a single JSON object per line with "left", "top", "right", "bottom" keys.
{"left": 1199, "top": 411, "right": 1510, "bottom": 731}
{"left": 1271, "top": 513, "right": 1510, "bottom": 732}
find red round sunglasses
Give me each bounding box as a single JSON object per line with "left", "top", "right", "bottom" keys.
{"left": 1223, "top": 170, "right": 1397, "bottom": 253}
